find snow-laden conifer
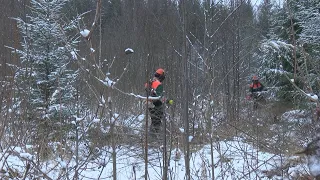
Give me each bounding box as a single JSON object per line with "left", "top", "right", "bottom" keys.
{"left": 13, "top": 0, "right": 79, "bottom": 144}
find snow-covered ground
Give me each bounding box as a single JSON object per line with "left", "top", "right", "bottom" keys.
{"left": 0, "top": 137, "right": 310, "bottom": 180}
{"left": 0, "top": 109, "right": 316, "bottom": 179}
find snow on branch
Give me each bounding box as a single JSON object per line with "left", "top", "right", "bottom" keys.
{"left": 96, "top": 76, "right": 161, "bottom": 100}
{"left": 128, "top": 93, "right": 161, "bottom": 100}
{"left": 80, "top": 29, "right": 90, "bottom": 38}
{"left": 124, "top": 48, "right": 134, "bottom": 54}
{"left": 96, "top": 76, "right": 115, "bottom": 88}
{"left": 20, "top": 153, "right": 33, "bottom": 160}
{"left": 283, "top": 73, "right": 319, "bottom": 102}
{"left": 71, "top": 51, "right": 77, "bottom": 60}
{"left": 266, "top": 68, "right": 286, "bottom": 74}
{"left": 93, "top": 71, "right": 161, "bottom": 100}
{"left": 306, "top": 93, "right": 318, "bottom": 102}
{"left": 262, "top": 40, "right": 294, "bottom": 52}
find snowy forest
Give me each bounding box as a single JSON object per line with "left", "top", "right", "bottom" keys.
{"left": 0, "top": 0, "right": 320, "bottom": 179}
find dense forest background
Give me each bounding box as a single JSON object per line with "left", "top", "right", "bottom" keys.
{"left": 0, "top": 0, "right": 320, "bottom": 179}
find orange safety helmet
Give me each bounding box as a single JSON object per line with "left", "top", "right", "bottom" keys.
{"left": 252, "top": 75, "right": 258, "bottom": 81}
{"left": 156, "top": 68, "right": 165, "bottom": 75}
{"left": 155, "top": 68, "right": 165, "bottom": 82}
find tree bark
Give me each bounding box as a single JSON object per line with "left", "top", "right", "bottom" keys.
{"left": 181, "top": 0, "right": 190, "bottom": 179}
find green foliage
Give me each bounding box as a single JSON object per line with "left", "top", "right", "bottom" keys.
{"left": 255, "top": 0, "right": 320, "bottom": 109}
{"left": 256, "top": 1, "right": 272, "bottom": 38}
{"left": 280, "top": 18, "right": 303, "bottom": 40}
{"left": 14, "top": 0, "right": 79, "bottom": 144}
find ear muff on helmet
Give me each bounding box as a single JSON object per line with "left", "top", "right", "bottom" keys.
{"left": 155, "top": 72, "right": 165, "bottom": 82}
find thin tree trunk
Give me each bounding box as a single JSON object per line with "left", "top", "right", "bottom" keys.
{"left": 287, "top": 1, "right": 297, "bottom": 80}
{"left": 110, "top": 97, "right": 117, "bottom": 180}
{"left": 144, "top": 100, "right": 149, "bottom": 180}
{"left": 162, "top": 88, "right": 168, "bottom": 180}
{"left": 181, "top": 0, "right": 190, "bottom": 179}
{"left": 203, "top": 1, "right": 215, "bottom": 178}
{"left": 163, "top": 18, "right": 169, "bottom": 179}
{"left": 74, "top": 87, "right": 80, "bottom": 180}
{"left": 163, "top": 107, "right": 168, "bottom": 180}
{"left": 144, "top": 55, "right": 150, "bottom": 180}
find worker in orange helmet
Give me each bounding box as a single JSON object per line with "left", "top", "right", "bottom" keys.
{"left": 144, "top": 68, "right": 165, "bottom": 135}
{"left": 250, "top": 75, "right": 264, "bottom": 93}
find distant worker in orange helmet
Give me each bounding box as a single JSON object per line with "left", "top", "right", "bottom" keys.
{"left": 249, "top": 75, "right": 264, "bottom": 93}
{"left": 248, "top": 75, "right": 266, "bottom": 109}
{"left": 145, "top": 68, "right": 166, "bottom": 135}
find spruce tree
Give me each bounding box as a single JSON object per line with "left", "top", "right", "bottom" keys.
{"left": 255, "top": 0, "right": 320, "bottom": 102}
{"left": 13, "top": 0, "right": 79, "bottom": 149}
{"left": 294, "top": 0, "right": 320, "bottom": 92}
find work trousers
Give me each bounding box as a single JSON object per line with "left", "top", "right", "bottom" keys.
{"left": 149, "top": 105, "right": 164, "bottom": 133}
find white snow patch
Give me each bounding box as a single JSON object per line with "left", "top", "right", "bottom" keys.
{"left": 269, "top": 41, "right": 280, "bottom": 51}
{"left": 267, "top": 68, "right": 285, "bottom": 74}
{"left": 179, "top": 128, "right": 184, "bottom": 133}
{"left": 138, "top": 115, "right": 145, "bottom": 121}
{"left": 277, "top": 40, "right": 295, "bottom": 49}
{"left": 100, "top": 126, "right": 110, "bottom": 133}
{"left": 114, "top": 113, "right": 119, "bottom": 119}
{"left": 71, "top": 51, "right": 77, "bottom": 60}
{"left": 308, "top": 155, "right": 320, "bottom": 176}
{"left": 52, "top": 89, "right": 59, "bottom": 98}
{"left": 125, "top": 48, "right": 134, "bottom": 54}
{"left": 103, "top": 76, "right": 115, "bottom": 87}
{"left": 76, "top": 117, "right": 84, "bottom": 122}
{"left": 0, "top": 138, "right": 310, "bottom": 179}
{"left": 92, "top": 118, "right": 100, "bottom": 123}
{"left": 188, "top": 136, "right": 194, "bottom": 142}
{"left": 90, "top": 48, "right": 95, "bottom": 53}
{"left": 101, "top": 96, "right": 105, "bottom": 104}
{"left": 129, "top": 93, "right": 161, "bottom": 100}
{"left": 80, "top": 29, "right": 90, "bottom": 37}
{"left": 306, "top": 93, "right": 318, "bottom": 101}
{"left": 59, "top": 160, "right": 67, "bottom": 169}
{"left": 110, "top": 113, "right": 120, "bottom": 124}
{"left": 20, "top": 153, "right": 33, "bottom": 160}
{"left": 281, "top": 110, "right": 313, "bottom": 124}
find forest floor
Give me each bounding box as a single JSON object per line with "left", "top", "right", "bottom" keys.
{"left": 207, "top": 100, "right": 317, "bottom": 179}
{"left": 1, "top": 98, "right": 317, "bottom": 179}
